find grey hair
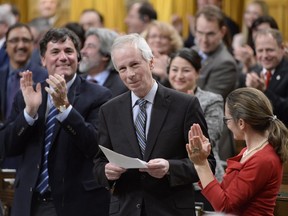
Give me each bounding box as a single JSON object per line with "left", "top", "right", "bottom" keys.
{"left": 0, "top": 5, "right": 16, "bottom": 27}
{"left": 85, "top": 27, "right": 119, "bottom": 70}
{"left": 111, "top": 33, "right": 153, "bottom": 70}
{"left": 254, "top": 28, "right": 283, "bottom": 47}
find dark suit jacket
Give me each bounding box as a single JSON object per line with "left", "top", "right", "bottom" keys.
{"left": 0, "top": 76, "right": 112, "bottom": 216}
{"left": 94, "top": 84, "right": 216, "bottom": 216}
{"left": 103, "top": 70, "right": 128, "bottom": 98}
{"left": 81, "top": 69, "right": 128, "bottom": 98}
{"left": 0, "top": 45, "right": 8, "bottom": 67}
{"left": 0, "top": 61, "right": 48, "bottom": 123}
{"left": 195, "top": 43, "right": 238, "bottom": 99}
{"left": 261, "top": 58, "right": 288, "bottom": 126}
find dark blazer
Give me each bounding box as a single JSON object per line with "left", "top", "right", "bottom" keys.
{"left": 0, "top": 45, "right": 8, "bottom": 67}
{"left": 94, "top": 84, "right": 216, "bottom": 216}
{"left": 0, "top": 76, "right": 112, "bottom": 216}
{"left": 103, "top": 70, "right": 128, "bottom": 98}
{"left": 195, "top": 43, "right": 238, "bottom": 99}
{"left": 0, "top": 61, "right": 48, "bottom": 123}
{"left": 81, "top": 69, "right": 128, "bottom": 98}
{"left": 261, "top": 58, "right": 288, "bottom": 126}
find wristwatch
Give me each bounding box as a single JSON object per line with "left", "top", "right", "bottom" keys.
{"left": 58, "top": 101, "right": 70, "bottom": 113}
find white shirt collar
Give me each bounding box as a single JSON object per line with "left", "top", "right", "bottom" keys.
{"left": 131, "top": 80, "right": 158, "bottom": 107}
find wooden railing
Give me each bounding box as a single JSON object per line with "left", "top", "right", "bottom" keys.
{"left": 0, "top": 169, "right": 16, "bottom": 216}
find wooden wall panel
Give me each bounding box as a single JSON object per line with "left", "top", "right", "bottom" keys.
{"left": 0, "top": 0, "right": 288, "bottom": 41}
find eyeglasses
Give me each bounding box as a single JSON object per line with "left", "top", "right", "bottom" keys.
{"left": 7, "top": 37, "right": 33, "bottom": 44}
{"left": 223, "top": 116, "right": 233, "bottom": 125}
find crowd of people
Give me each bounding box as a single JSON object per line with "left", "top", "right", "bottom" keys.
{"left": 0, "top": 0, "right": 287, "bottom": 215}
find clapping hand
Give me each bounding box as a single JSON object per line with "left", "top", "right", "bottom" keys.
{"left": 20, "top": 70, "right": 42, "bottom": 118}
{"left": 45, "top": 74, "right": 69, "bottom": 109}
{"left": 186, "top": 124, "right": 211, "bottom": 166}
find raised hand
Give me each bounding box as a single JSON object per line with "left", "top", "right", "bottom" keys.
{"left": 20, "top": 70, "right": 42, "bottom": 117}
{"left": 186, "top": 123, "right": 211, "bottom": 165}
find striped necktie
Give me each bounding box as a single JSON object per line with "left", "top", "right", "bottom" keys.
{"left": 135, "top": 99, "right": 147, "bottom": 156}
{"left": 36, "top": 106, "right": 58, "bottom": 194}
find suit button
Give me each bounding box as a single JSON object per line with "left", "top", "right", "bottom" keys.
{"left": 37, "top": 164, "right": 40, "bottom": 169}
{"left": 136, "top": 203, "right": 141, "bottom": 209}
{"left": 30, "top": 187, "right": 33, "bottom": 192}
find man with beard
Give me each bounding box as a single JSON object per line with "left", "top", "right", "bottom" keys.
{"left": 0, "top": 23, "right": 47, "bottom": 169}
{"left": 79, "top": 28, "right": 127, "bottom": 98}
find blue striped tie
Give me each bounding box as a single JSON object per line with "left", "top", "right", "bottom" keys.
{"left": 36, "top": 106, "right": 58, "bottom": 194}
{"left": 135, "top": 99, "right": 147, "bottom": 156}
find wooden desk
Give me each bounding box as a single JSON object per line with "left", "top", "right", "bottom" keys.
{"left": 0, "top": 169, "right": 16, "bottom": 216}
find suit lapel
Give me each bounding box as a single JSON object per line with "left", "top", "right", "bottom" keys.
{"left": 268, "top": 58, "right": 286, "bottom": 90}
{"left": 144, "top": 85, "right": 170, "bottom": 161}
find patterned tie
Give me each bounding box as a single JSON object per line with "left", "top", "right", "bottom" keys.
{"left": 135, "top": 99, "right": 147, "bottom": 156}
{"left": 36, "top": 106, "right": 58, "bottom": 194}
{"left": 265, "top": 70, "right": 272, "bottom": 88}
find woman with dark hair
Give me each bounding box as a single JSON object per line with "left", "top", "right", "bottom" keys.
{"left": 168, "top": 48, "right": 225, "bottom": 211}
{"left": 187, "top": 87, "right": 288, "bottom": 215}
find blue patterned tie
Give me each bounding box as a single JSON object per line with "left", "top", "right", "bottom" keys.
{"left": 135, "top": 99, "right": 147, "bottom": 156}
{"left": 36, "top": 106, "right": 58, "bottom": 194}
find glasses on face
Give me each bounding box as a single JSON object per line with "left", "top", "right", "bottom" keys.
{"left": 7, "top": 37, "right": 33, "bottom": 45}
{"left": 223, "top": 116, "right": 233, "bottom": 125}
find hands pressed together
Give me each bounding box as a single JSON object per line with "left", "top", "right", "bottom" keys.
{"left": 186, "top": 124, "right": 211, "bottom": 166}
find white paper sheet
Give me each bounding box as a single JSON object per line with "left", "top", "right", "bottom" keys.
{"left": 99, "top": 145, "right": 148, "bottom": 169}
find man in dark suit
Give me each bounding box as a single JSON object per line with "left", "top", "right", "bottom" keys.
{"left": 246, "top": 29, "right": 288, "bottom": 127}
{"left": 0, "top": 23, "right": 48, "bottom": 169}
{"left": 79, "top": 27, "right": 127, "bottom": 98}
{"left": 93, "top": 33, "right": 216, "bottom": 216}
{"left": 0, "top": 23, "right": 48, "bottom": 124}
{"left": 0, "top": 28, "right": 111, "bottom": 216}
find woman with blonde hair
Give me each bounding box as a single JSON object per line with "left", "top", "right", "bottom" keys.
{"left": 142, "top": 20, "right": 183, "bottom": 83}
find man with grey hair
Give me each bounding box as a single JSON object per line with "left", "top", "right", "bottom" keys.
{"left": 79, "top": 27, "right": 127, "bottom": 97}
{"left": 94, "top": 33, "right": 215, "bottom": 216}
{"left": 246, "top": 29, "right": 288, "bottom": 126}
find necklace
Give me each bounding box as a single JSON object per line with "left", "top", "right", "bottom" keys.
{"left": 242, "top": 139, "right": 268, "bottom": 158}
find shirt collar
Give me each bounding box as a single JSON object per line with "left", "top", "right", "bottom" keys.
{"left": 87, "top": 70, "right": 110, "bottom": 86}
{"left": 131, "top": 80, "right": 158, "bottom": 107}
{"left": 262, "top": 68, "right": 275, "bottom": 76}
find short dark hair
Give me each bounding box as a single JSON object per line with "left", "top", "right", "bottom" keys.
{"left": 64, "top": 22, "right": 85, "bottom": 48}
{"left": 168, "top": 48, "right": 202, "bottom": 73}
{"left": 138, "top": 2, "right": 157, "bottom": 22}
{"left": 6, "top": 22, "right": 33, "bottom": 40}
{"left": 39, "top": 27, "right": 81, "bottom": 61}
{"left": 251, "top": 15, "right": 279, "bottom": 32}
{"left": 195, "top": 5, "right": 225, "bottom": 29}
{"left": 81, "top": 9, "right": 104, "bottom": 25}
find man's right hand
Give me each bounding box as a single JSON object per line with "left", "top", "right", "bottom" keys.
{"left": 105, "top": 163, "right": 126, "bottom": 180}
{"left": 20, "top": 70, "right": 42, "bottom": 118}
